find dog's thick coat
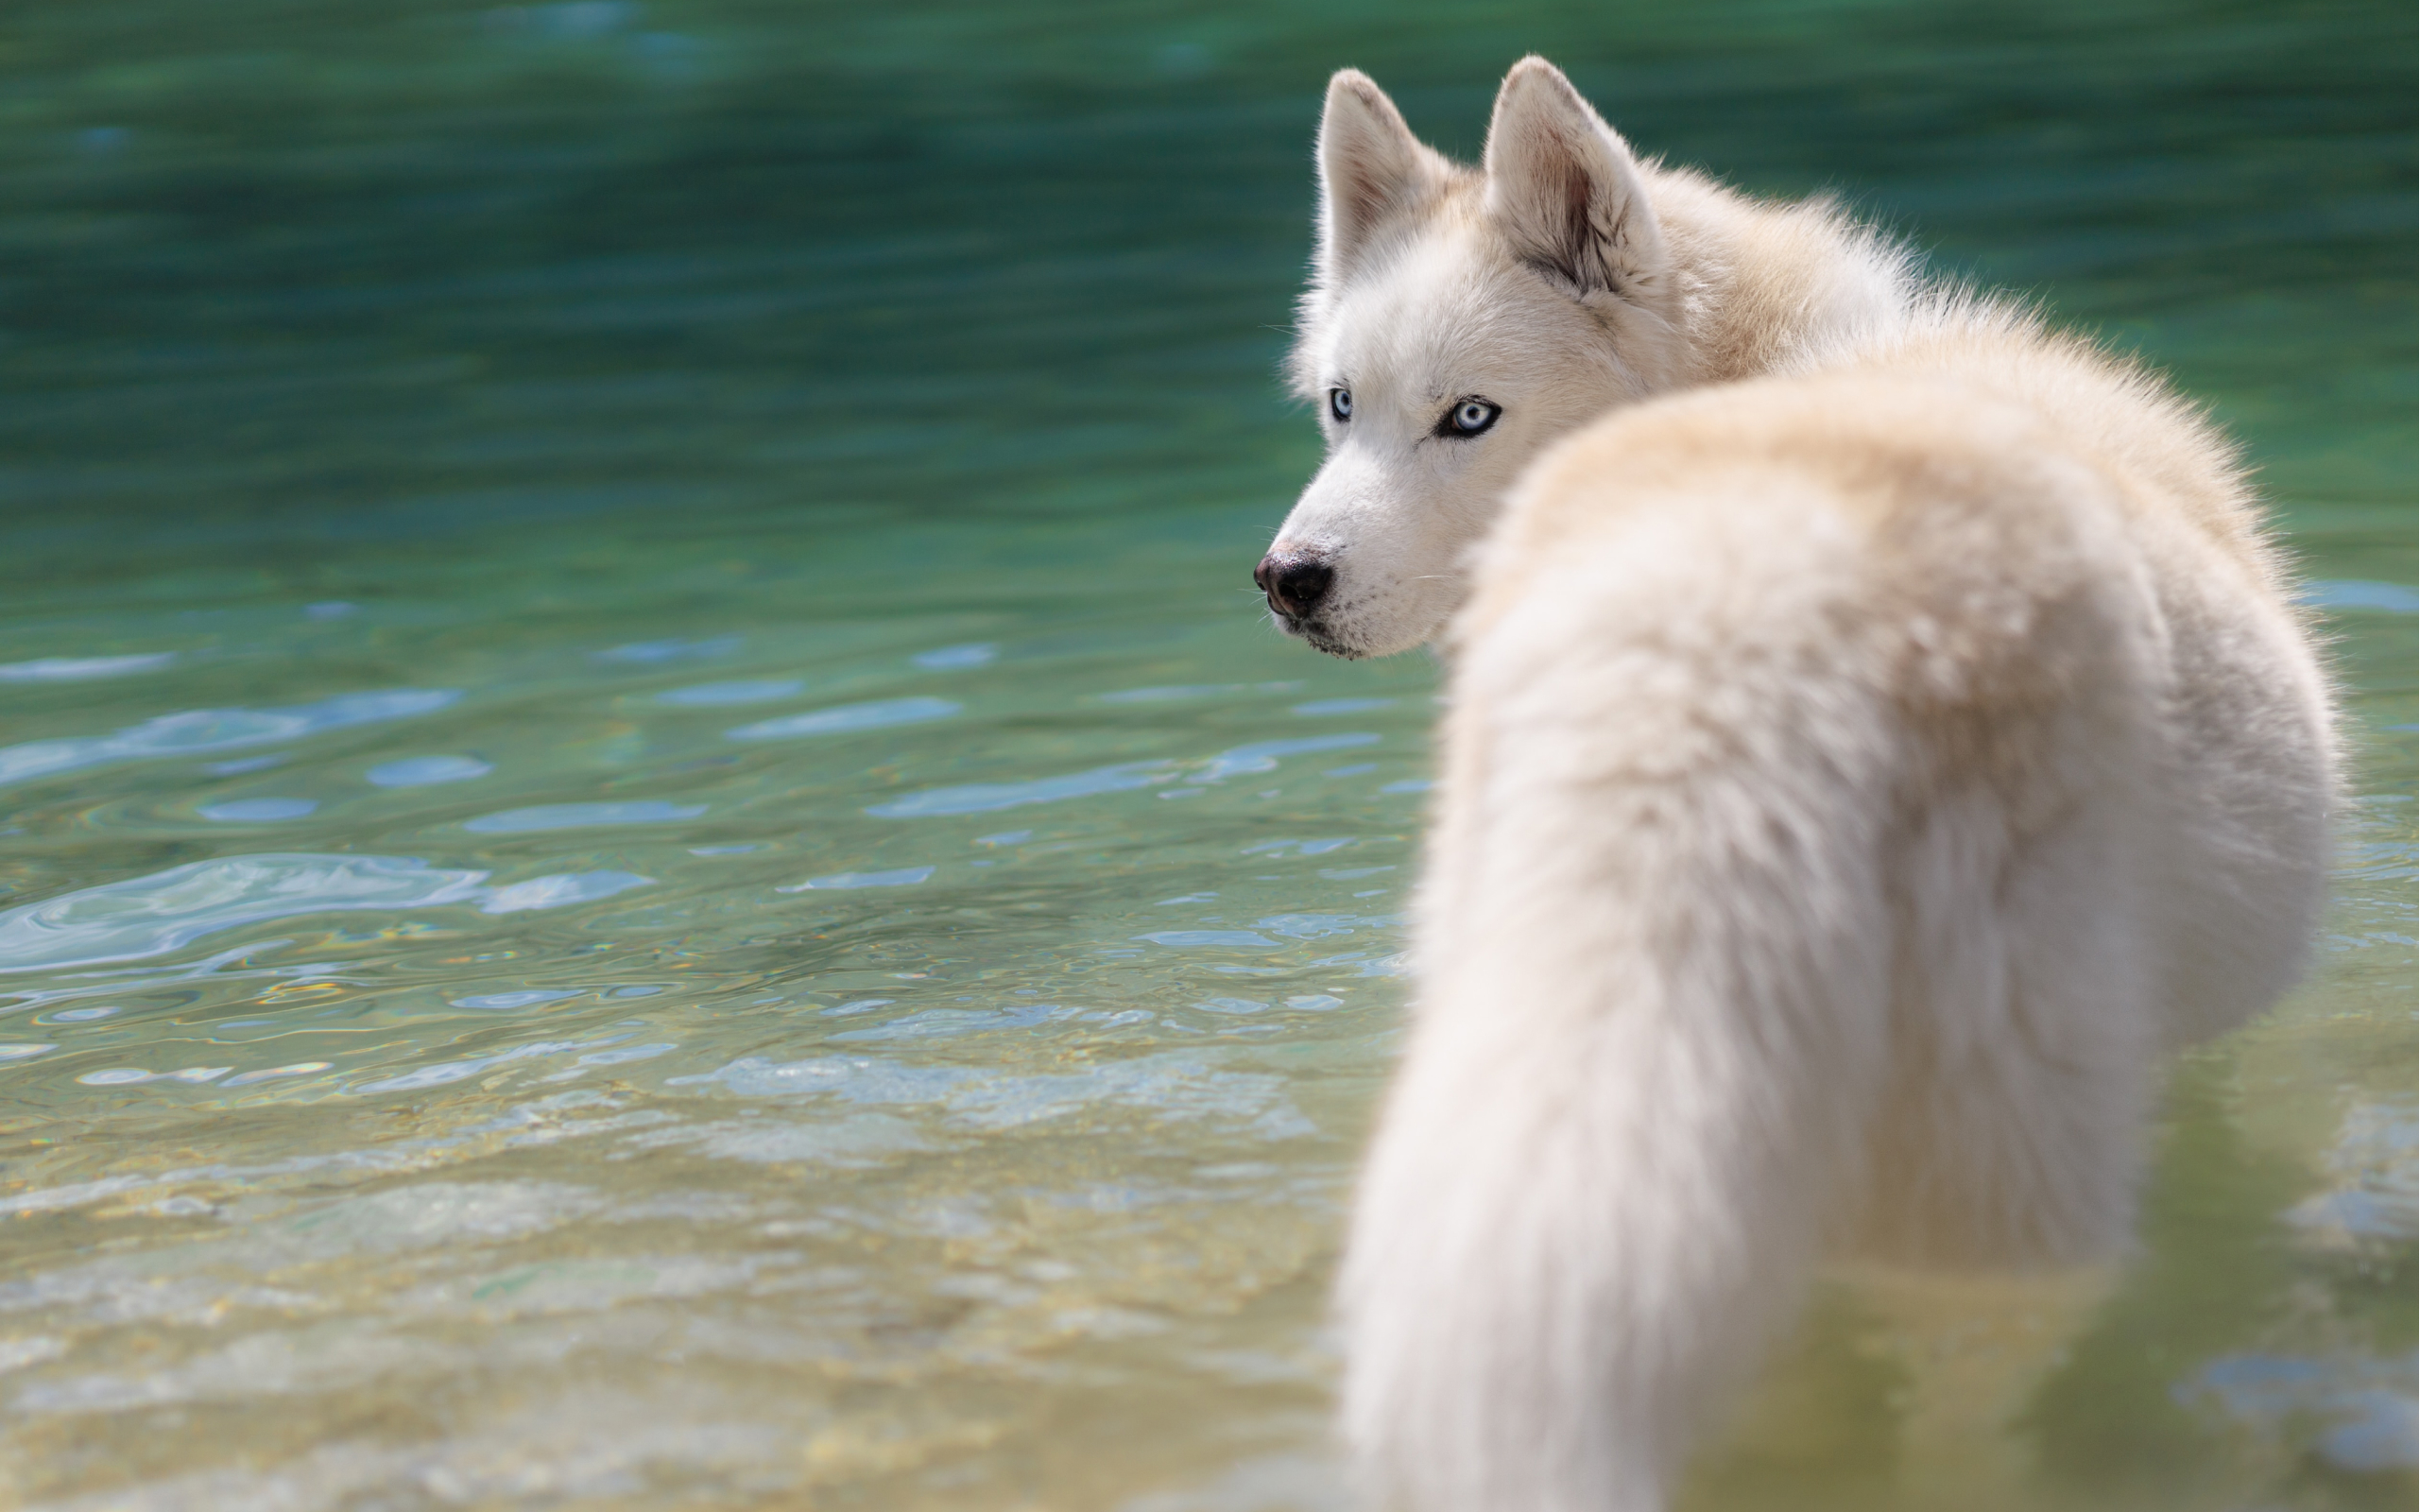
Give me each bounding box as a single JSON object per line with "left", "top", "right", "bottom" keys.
{"left": 1267, "top": 60, "right": 2336, "bottom": 1512}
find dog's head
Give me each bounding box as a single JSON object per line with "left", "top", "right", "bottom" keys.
{"left": 1257, "top": 58, "right": 1684, "bottom": 659}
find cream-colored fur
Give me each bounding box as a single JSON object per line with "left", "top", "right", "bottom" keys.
{"left": 1270, "top": 59, "right": 2338, "bottom": 1512}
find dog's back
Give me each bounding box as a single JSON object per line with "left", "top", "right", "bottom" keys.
{"left": 1343, "top": 312, "right": 2334, "bottom": 1510}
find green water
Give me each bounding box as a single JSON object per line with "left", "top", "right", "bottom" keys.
{"left": 0, "top": 3, "right": 2411, "bottom": 1507}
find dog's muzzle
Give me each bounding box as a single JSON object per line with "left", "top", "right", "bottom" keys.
{"left": 1254, "top": 552, "right": 1334, "bottom": 623}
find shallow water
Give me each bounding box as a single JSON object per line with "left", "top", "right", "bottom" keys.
{"left": 0, "top": 3, "right": 2411, "bottom": 1508}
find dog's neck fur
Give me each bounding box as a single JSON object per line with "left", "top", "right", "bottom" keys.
{"left": 1627, "top": 162, "right": 1915, "bottom": 392}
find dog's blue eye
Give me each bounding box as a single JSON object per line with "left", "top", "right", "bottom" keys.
{"left": 1447, "top": 400, "right": 1501, "bottom": 437}
{"left": 1330, "top": 388, "right": 1352, "bottom": 422}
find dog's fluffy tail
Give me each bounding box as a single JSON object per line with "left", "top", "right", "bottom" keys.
{"left": 1338, "top": 447, "right": 2165, "bottom": 1510}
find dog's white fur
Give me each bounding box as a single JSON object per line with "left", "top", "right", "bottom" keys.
{"left": 1269, "top": 60, "right": 1907, "bottom": 658}
{"left": 1271, "top": 60, "right": 2338, "bottom": 1511}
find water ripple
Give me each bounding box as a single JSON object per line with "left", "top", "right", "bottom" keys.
{"left": 367, "top": 755, "right": 493, "bottom": 786}
{"left": 778, "top": 867, "right": 933, "bottom": 891}
{"left": 480, "top": 871, "right": 654, "bottom": 913}
{"left": 2301, "top": 579, "right": 2419, "bottom": 614}
{"left": 1188, "top": 733, "right": 1379, "bottom": 783}
{"left": 725, "top": 696, "right": 959, "bottom": 741}
{"left": 867, "top": 762, "right": 1173, "bottom": 817}
{"left": 0, "top": 653, "right": 178, "bottom": 683}
{"left": 197, "top": 798, "right": 318, "bottom": 822}
{"left": 654, "top": 679, "right": 802, "bottom": 707}
{"left": 670, "top": 1050, "right": 1315, "bottom": 1136}
{"left": 464, "top": 801, "right": 704, "bottom": 833}
{"left": 0, "top": 689, "right": 460, "bottom": 789}
{"left": 594, "top": 636, "right": 740, "bottom": 664}
{"left": 910, "top": 643, "right": 995, "bottom": 669}
{"left": 0, "top": 854, "right": 489, "bottom": 973}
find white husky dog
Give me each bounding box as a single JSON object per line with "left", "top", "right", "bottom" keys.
{"left": 1258, "top": 58, "right": 2337, "bottom": 1512}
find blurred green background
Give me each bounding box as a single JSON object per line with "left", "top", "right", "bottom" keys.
{"left": 4, "top": 1, "right": 2411, "bottom": 582}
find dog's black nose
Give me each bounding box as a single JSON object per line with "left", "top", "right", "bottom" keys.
{"left": 1255, "top": 554, "right": 1334, "bottom": 619}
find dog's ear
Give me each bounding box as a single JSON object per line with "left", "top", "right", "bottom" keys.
{"left": 1316, "top": 70, "right": 1449, "bottom": 286}
{"left": 1482, "top": 57, "right": 1665, "bottom": 301}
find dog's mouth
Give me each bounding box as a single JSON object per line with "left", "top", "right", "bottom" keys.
{"left": 1269, "top": 609, "right": 1367, "bottom": 661}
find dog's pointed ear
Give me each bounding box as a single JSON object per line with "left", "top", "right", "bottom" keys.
{"left": 1482, "top": 57, "right": 1665, "bottom": 301}
{"left": 1316, "top": 70, "right": 1449, "bottom": 285}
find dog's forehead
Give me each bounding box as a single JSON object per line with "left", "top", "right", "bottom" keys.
{"left": 1322, "top": 225, "right": 1581, "bottom": 398}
